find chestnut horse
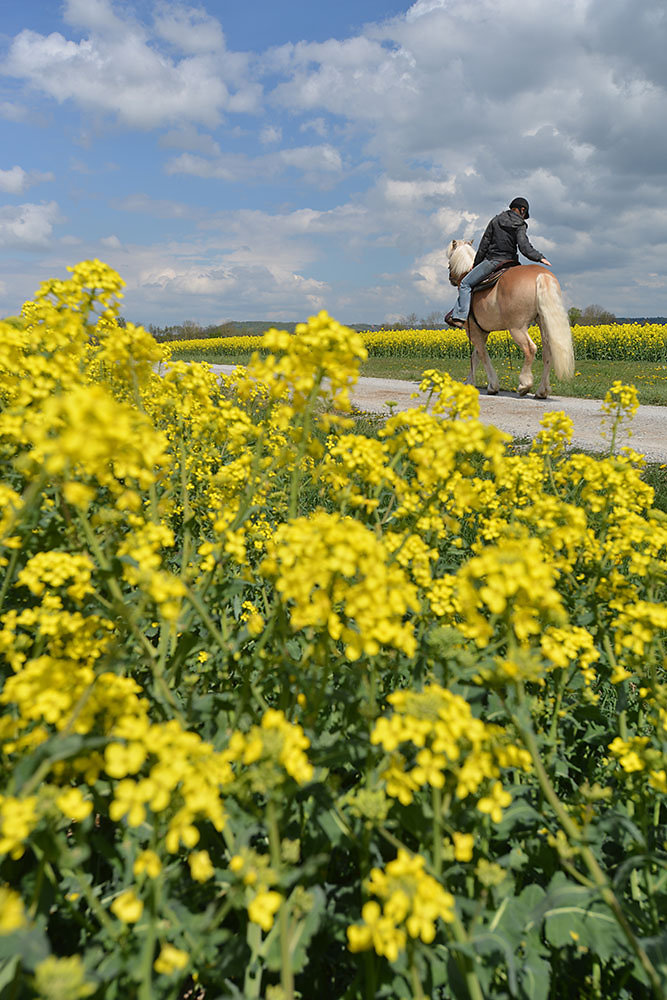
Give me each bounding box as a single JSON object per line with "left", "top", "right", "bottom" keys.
{"left": 447, "top": 239, "right": 575, "bottom": 398}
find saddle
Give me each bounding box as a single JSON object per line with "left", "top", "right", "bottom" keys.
{"left": 473, "top": 260, "right": 520, "bottom": 293}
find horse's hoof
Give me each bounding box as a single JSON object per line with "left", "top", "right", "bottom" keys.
{"left": 487, "top": 387, "right": 499, "bottom": 395}
{"left": 518, "top": 385, "right": 531, "bottom": 396}
{"left": 534, "top": 392, "right": 548, "bottom": 400}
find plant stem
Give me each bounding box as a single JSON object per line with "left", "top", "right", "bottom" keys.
{"left": 512, "top": 693, "right": 665, "bottom": 1000}
{"left": 267, "top": 800, "right": 294, "bottom": 1000}
{"left": 433, "top": 785, "right": 443, "bottom": 878}
{"left": 448, "top": 910, "right": 485, "bottom": 1000}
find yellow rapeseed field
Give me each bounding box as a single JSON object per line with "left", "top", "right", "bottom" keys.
{"left": 165, "top": 322, "right": 667, "bottom": 362}
{"left": 0, "top": 262, "right": 666, "bottom": 1000}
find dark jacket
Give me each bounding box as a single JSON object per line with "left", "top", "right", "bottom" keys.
{"left": 473, "top": 210, "right": 544, "bottom": 267}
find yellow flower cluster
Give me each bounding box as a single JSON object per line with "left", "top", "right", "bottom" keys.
{"left": 347, "top": 849, "right": 454, "bottom": 959}
{"left": 226, "top": 709, "right": 314, "bottom": 788}
{"left": 371, "top": 684, "right": 530, "bottom": 813}
{"left": 249, "top": 311, "right": 368, "bottom": 412}
{"left": 608, "top": 736, "right": 667, "bottom": 793}
{"left": 261, "top": 511, "right": 419, "bottom": 660}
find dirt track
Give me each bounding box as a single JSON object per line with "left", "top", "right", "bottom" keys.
{"left": 209, "top": 365, "right": 667, "bottom": 464}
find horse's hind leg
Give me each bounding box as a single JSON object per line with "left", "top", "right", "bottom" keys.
{"left": 509, "top": 327, "right": 537, "bottom": 396}
{"left": 468, "top": 321, "right": 500, "bottom": 394}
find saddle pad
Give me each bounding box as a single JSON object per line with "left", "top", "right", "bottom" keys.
{"left": 474, "top": 261, "right": 520, "bottom": 293}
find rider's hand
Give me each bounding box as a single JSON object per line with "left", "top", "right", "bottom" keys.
{"left": 541, "top": 258, "right": 551, "bottom": 266}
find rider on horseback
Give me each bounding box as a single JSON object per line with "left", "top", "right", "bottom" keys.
{"left": 445, "top": 198, "right": 551, "bottom": 329}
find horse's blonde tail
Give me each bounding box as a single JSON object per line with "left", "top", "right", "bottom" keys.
{"left": 536, "top": 272, "right": 575, "bottom": 380}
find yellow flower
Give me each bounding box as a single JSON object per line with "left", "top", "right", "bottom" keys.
{"left": 0, "top": 795, "right": 38, "bottom": 859}
{"left": 248, "top": 890, "right": 283, "bottom": 931}
{"left": 133, "top": 850, "right": 162, "bottom": 879}
{"left": 154, "top": 944, "right": 189, "bottom": 975}
{"left": 104, "top": 742, "right": 147, "bottom": 779}
{"left": 452, "top": 832, "right": 474, "bottom": 862}
{"left": 56, "top": 788, "right": 93, "bottom": 823}
{"left": 477, "top": 782, "right": 512, "bottom": 823}
{"left": 0, "top": 886, "right": 27, "bottom": 933}
{"left": 33, "top": 955, "right": 95, "bottom": 999}
{"left": 188, "top": 850, "right": 215, "bottom": 883}
{"left": 110, "top": 889, "right": 143, "bottom": 923}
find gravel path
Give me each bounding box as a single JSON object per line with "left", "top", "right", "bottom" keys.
{"left": 209, "top": 365, "right": 667, "bottom": 464}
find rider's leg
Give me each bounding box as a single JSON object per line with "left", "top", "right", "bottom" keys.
{"left": 451, "top": 259, "right": 498, "bottom": 321}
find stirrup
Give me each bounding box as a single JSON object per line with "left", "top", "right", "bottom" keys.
{"left": 445, "top": 310, "right": 466, "bottom": 329}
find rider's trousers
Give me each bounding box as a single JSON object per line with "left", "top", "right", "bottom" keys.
{"left": 451, "top": 259, "right": 499, "bottom": 321}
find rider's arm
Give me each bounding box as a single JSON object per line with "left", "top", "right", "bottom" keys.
{"left": 516, "top": 224, "right": 546, "bottom": 262}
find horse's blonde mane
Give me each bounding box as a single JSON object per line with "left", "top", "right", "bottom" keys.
{"left": 446, "top": 239, "right": 475, "bottom": 286}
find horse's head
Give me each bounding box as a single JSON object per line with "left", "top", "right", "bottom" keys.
{"left": 446, "top": 239, "right": 475, "bottom": 286}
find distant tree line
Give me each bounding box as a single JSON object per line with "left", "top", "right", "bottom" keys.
{"left": 567, "top": 304, "right": 617, "bottom": 326}
{"left": 147, "top": 320, "right": 238, "bottom": 343}
{"left": 130, "top": 303, "right": 654, "bottom": 341}
{"left": 380, "top": 311, "right": 445, "bottom": 330}
{"left": 146, "top": 320, "right": 307, "bottom": 343}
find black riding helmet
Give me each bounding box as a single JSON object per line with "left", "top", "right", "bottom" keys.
{"left": 509, "top": 197, "right": 530, "bottom": 219}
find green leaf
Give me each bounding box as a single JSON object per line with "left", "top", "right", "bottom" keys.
{"left": 533, "top": 874, "right": 629, "bottom": 963}
{"left": 0, "top": 955, "right": 20, "bottom": 994}
{"left": 492, "top": 883, "right": 546, "bottom": 947}
{"left": 641, "top": 930, "right": 667, "bottom": 980}
{"left": 519, "top": 953, "right": 551, "bottom": 1000}
{"left": 468, "top": 929, "right": 519, "bottom": 994}
{"left": 489, "top": 884, "right": 552, "bottom": 1000}
{"left": 0, "top": 927, "right": 50, "bottom": 971}
{"left": 493, "top": 799, "right": 545, "bottom": 840}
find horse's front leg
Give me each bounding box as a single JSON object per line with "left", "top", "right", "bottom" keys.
{"left": 510, "top": 328, "right": 537, "bottom": 396}
{"left": 468, "top": 322, "right": 500, "bottom": 394}
{"left": 464, "top": 342, "right": 479, "bottom": 385}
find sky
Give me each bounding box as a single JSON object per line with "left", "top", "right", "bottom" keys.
{"left": 1, "top": 0, "right": 665, "bottom": 326}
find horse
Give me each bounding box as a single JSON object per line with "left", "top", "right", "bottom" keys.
{"left": 446, "top": 239, "right": 575, "bottom": 398}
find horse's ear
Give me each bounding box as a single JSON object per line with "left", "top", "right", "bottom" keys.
{"left": 452, "top": 239, "right": 459, "bottom": 248}
{"left": 466, "top": 239, "right": 474, "bottom": 246}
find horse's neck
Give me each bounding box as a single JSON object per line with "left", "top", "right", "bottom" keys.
{"left": 449, "top": 248, "right": 474, "bottom": 285}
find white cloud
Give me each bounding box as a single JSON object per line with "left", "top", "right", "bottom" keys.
{"left": 383, "top": 178, "right": 456, "bottom": 204}
{"left": 159, "top": 126, "right": 222, "bottom": 155}
{"left": 0, "top": 101, "right": 28, "bottom": 122}
{"left": 153, "top": 3, "right": 226, "bottom": 53}
{"left": 300, "top": 118, "right": 328, "bottom": 137}
{"left": 279, "top": 144, "right": 342, "bottom": 173}
{"left": 166, "top": 143, "right": 344, "bottom": 184}
{"left": 0, "top": 166, "right": 54, "bottom": 194}
{"left": 3, "top": 2, "right": 259, "bottom": 129}
{"left": 410, "top": 246, "right": 451, "bottom": 302}
{"left": 0, "top": 202, "right": 61, "bottom": 248}
{"left": 88, "top": 231, "right": 334, "bottom": 321}
{"left": 63, "top": 0, "right": 128, "bottom": 35}
{"left": 116, "top": 194, "right": 196, "bottom": 219}
{"left": 260, "top": 125, "right": 282, "bottom": 145}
